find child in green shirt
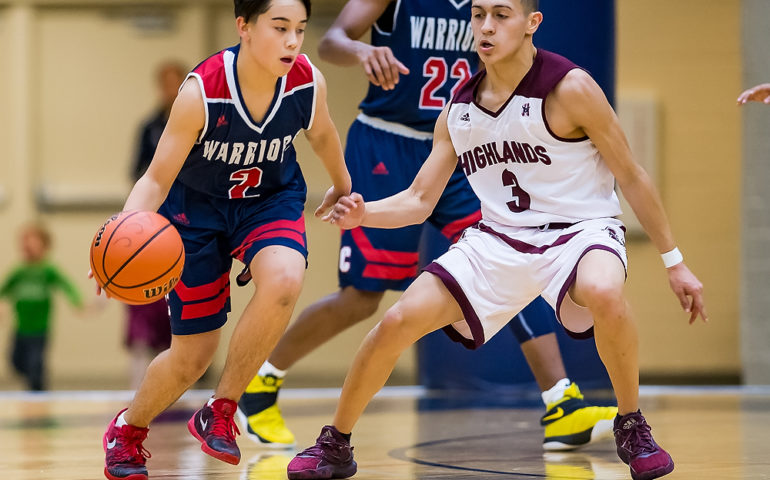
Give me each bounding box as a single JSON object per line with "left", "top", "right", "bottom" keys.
{"left": 0, "top": 224, "right": 83, "bottom": 390}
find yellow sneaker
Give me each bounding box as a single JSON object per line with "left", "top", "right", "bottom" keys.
{"left": 540, "top": 383, "right": 617, "bottom": 451}
{"left": 242, "top": 453, "right": 292, "bottom": 480}
{"left": 237, "top": 374, "right": 295, "bottom": 448}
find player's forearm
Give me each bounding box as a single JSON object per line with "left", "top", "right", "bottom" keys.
{"left": 618, "top": 170, "right": 676, "bottom": 254}
{"left": 361, "top": 189, "right": 432, "bottom": 229}
{"left": 123, "top": 175, "right": 170, "bottom": 213}
{"left": 318, "top": 28, "right": 369, "bottom": 67}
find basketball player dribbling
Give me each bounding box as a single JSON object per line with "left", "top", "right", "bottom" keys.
{"left": 239, "top": 0, "right": 618, "bottom": 455}
{"left": 95, "top": 1, "right": 351, "bottom": 479}
{"left": 288, "top": 1, "right": 707, "bottom": 480}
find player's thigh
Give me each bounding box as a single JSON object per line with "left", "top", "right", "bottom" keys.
{"left": 379, "top": 272, "right": 465, "bottom": 342}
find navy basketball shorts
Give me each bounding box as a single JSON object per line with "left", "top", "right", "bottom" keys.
{"left": 159, "top": 181, "right": 308, "bottom": 335}
{"left": 339, "top": 119, "right": 482, "bottom": 292}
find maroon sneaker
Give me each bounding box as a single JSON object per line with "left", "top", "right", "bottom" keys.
{"left": 614, "top": 411, "right": 674, "bottom": 480}
{"left": 287, "top": 425, "right": 357, "bottom": 479}
{"left": 103, "top": 409, "right": 151, "bottom": 480}
{"left": 187, "top": 398, "right": 241, "bottom": 465}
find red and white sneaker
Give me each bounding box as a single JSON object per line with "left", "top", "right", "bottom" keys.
{"left": 188, "top": 397, "right": 241, "bottom": 465}
{"left": 103, "top": 409, "right": 151, "bottom": 480}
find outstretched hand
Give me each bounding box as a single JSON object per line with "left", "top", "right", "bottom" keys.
{"left": 358, "top": 44, "right": 410, "bottom": 90}
{"left": 314, "top": 186, "right": 350, "bottom": 219}
{"left": 737, "top": 83, "right": 770, "bottom": 105}
{"left": 667, "top": 263, "right": 707, "bottom": 324}
{"left": 322, "top": 193, "right": 366, "bottom": 230}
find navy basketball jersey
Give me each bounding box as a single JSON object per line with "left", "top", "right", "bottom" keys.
{"left": 359, "top": 0, "right": 478, "bottom": 132}
{"left": 177, "top": 46, "right": 316, "bottom": 200}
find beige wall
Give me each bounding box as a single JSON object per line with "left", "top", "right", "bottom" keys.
{"left": 617, "top": 0, "right": 741, "bottom": 378}
{"left": 0, "top": 0, "right": 743, "bottom": 389}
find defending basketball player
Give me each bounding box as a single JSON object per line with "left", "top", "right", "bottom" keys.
{"left": 239, "top": 0, "right": 618, "bottom": 454}
{"left": 289, "top": 1, "right": 706, "bottom": 480}
{"left": 97, "top": 1, "right": 351, "bottom": 479}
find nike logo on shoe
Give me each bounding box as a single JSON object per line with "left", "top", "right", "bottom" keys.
{"left": 106, "top": 438, "right": 117, "bottom": 449}
{"left": 200, "top": 417, "right": 208, "bottom": 431}
{"left": 541, "top": 407, "right": 565, "bottom": 423}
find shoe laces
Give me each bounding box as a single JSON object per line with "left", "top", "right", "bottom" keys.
{"left": 619, "top": 421, "right": 656, "bottom": 455}
{"left": 298, "top": 433, "right": 352, "bottom": 461}
{"left": 114, "top": 428, "right": 152, "bottom": 464}
{"left": 211, "top": 407, "right": 241, "bottom": 441}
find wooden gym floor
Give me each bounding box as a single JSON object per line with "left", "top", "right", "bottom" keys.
{"left": 1, "top": 386, "right": 768, "bottom": 479}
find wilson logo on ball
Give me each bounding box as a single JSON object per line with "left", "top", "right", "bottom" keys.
{"left": 143, "top": 276, "right": 180, "bottom": 299}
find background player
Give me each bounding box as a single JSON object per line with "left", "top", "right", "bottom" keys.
{"left": 238, "top": 0, "right": 616, "bottom": 454}
{"left": 98, "top": 1, "right": 351, "bottom": 479}
{"left": 124, "top": 60, "right": 186, "bottom": 389}
{"left": 289, "top": 1, "right": 706, "bottom": 479}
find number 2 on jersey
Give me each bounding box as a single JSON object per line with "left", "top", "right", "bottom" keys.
{"left": 502, "top": 169, "right": 531, "bottom": 213}
{"left": 419, "top": 57, "right": 472, "bottom": 110}
{"left": 229, "top": 167, "right": 263, "bottom": 199}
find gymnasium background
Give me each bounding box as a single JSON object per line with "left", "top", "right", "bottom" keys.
{"left": 0, "top": 0, "right": 767, "bottom": 390}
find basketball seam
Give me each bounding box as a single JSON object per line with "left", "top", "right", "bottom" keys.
{"left": 103, "top": 223, "right": 173, "bottom": 289}
{"left": 100, "top": 211, "right": 143, "bottom": 284}
{"left": 110, "top": 246, "right": 184, "bottom": 289}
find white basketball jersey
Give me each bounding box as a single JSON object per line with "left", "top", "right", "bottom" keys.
{"left": 446, "top": 49, "right": 622, "bottom": 228}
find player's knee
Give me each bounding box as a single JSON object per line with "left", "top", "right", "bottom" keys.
{"left": 347, "top": 288, "right": 384, "bottom": 319}
{"left": 262, "top": 268, "right": 304, "bottom": 306}
{"left": 580, "top": 281, "right": 625, "bottom": 315}
{"left": 374, "top": 306, "right": 418, "bottom": 349}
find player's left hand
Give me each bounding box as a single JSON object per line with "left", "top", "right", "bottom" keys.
{"left": 666, "top": 262, "right": 707, "bottom": 324}
{"left": 737, "top": 83, "right": 770, "bottom": 105}
{"left": 314, "top": 186, "right": 349, "bottom": 219}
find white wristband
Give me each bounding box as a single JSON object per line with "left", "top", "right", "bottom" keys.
{"left": 661, "top": 247, "right": 683, "bottom": 268}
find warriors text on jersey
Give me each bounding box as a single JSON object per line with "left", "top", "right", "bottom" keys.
{"left": 359, "top": 0, "right": 478, "bottom": 132}
{"left": 446, "top": 49, "right": 622, "bottom": 227}
{"left": 178, "top": 45, "right": 316, "bottom": 200}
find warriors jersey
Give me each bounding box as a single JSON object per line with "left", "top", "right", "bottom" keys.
{"left": 177, "top": 45, "right": 316, "bottom": 200}
{"left": 359, "top": 0, "right": 478, "bottom": 132}
{"left": 446, "top": 49, "right": 622, "bottom": 227}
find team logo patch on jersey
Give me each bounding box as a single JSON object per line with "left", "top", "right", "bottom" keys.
{"left": 522, "top": 103, "right": 531, "bottom": 117}
{"left": 604, "top": 226, "right": 625, "bottom": 246}
{"left": 216, "top": 114, "right": 228, "bottom": 128}
{"left": 172, "top": 213, "right": 191, "bottom": 226}
{"left": 372, "top": 161, "right": 389, "bottom": 175}
{"left": 460, "top": 112, "right": 470, "bottom": 122}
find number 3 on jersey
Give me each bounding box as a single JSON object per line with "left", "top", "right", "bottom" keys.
{"left": 419, "top": 57, "right": 472, "bottom": 110}
{"left": 229, "top": 167, "right": 263, "bottom": 199}
{"left": 502, "top": 169, "right": 531, "bottom": 213}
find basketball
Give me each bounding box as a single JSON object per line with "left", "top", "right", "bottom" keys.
{"left": 89, "top": 210, "right": 185, "bottom": 305}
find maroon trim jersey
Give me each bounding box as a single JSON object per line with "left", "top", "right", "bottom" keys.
{"left": 178, "top": 45, "right": 317, "bottom": 200}
{"left": 447, "top": 49, "right": 622, "bottom": 228}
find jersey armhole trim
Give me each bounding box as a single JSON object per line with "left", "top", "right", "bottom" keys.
{"left": 372, "top": 0, "right": 400, "bottom": 36}
{"left": 185, "top": 72, "right": 209, "bottom": 144}
{"left": 541, "top": 67, "right": 590, "bottom": 144}
{"left": 307, "top": 58, "right": 318, "bottom": 130}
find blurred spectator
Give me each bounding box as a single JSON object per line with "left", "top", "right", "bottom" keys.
{"left": 0, "top": 224, "right": 83, "bottom": 391}
{"left": 125, "top": 60, "right": 186, "bottom": 389}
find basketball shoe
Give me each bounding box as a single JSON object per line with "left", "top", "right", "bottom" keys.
{"left": 237, "top": 373, "right": 296, "bottom": 447}
{"left": 614, "top": 411, "right": 674, "bottom": 480}
{"left": 187, "top": 398, "right": 241, "bottom": 465}
{"left": 541, "top": 382, "right": 618, "bottom": 451}
{"left": 287, "top": 425, "right": 357, "bottom": 480}
{"left": 103, "top": 409, "right": 151, "bottom": 480}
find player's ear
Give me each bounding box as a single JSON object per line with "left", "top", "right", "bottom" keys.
{"left": 236, "top": 16, "right": 250, "bottom": 40}
{"left": 526, "top": 11, "right": 542, "bottom": 35}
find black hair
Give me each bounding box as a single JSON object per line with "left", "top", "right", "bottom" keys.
{"left": 521, "top": 0, "right": 539, "bottom": 13}
{"left": 234, "top": 0, "right": 311, "bottom": 23}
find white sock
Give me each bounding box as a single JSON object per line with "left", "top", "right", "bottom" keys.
{"left": 207, "top": 396, "right": 216, "bottom": 406}
{"left": 541, "top": 378, "right": 571, "bottom": 406}
{"left": 115, "top": 411, "right": 128, "bottom": 427}
{"left": 258, "top": 361, "right": 287, "bottom": 378}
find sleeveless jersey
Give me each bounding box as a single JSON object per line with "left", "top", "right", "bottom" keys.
{"left": 446, "top": 49, "right": 622, "bottom": 227}
{"left": 359, "top": 0, "right": 478, "bottom": 132}
{"left": 177, "top": 45, "right": 316, "bottom": 200}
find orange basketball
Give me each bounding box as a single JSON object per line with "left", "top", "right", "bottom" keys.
{"left": 90, "top": 211, "right": 185, "bottom": 305}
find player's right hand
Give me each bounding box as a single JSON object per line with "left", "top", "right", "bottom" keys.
{"left": 358, "top": 45, "right": 409, "bottom": 91}
{"left": 737, "top": 83, "right": 770, "bottom": 105}
{"left": 323, "top": 193, "right": 365, "bottom": 230}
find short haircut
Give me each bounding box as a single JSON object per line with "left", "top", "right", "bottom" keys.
{"left": 23, "top": 223, "right": 51, "bottom": 248}
{"left": 521, "top": 0, "right": 539, "bottom": 13}
{"left": 234, "top": 0, "right": 311, "bottom": 23}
